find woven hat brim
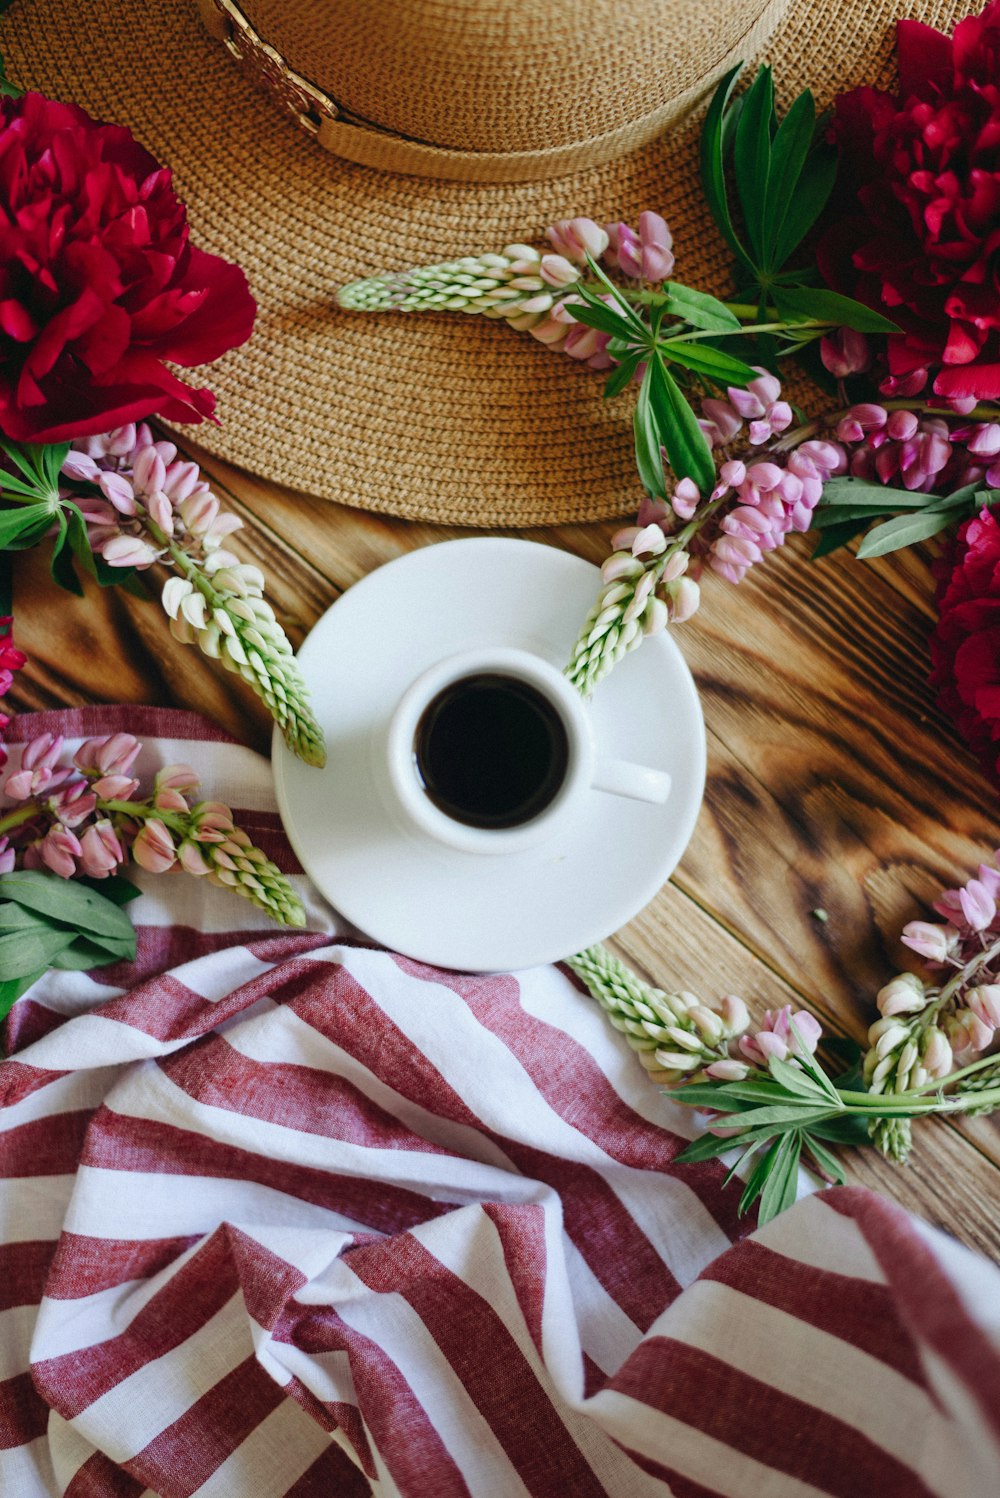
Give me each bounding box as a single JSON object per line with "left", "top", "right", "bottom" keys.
{"left": 0, "top": 0, "right": 967, "bottom": 526}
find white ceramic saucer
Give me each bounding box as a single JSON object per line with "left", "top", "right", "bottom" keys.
{"left": 272, "top": 538, "right": 705, "bottom": 971}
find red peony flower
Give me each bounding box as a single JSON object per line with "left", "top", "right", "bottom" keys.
{"left": 818, "top": 2, "right": 1000, "bottom": 402}
{"left": 930, "top": 506, "right": 1000, "bottom": 786}
{"left": 0, "top": 92, "right": 256, "bottom": 443}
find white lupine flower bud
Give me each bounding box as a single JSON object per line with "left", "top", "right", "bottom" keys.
{"left": 689, "top": 1006, "right": 724, "bottom": 1043}
{"left": 161, "top": 576, "right": 193, "bottom": 619}
{"left": 876, "top": 972, "right": 928, "bottom": 1018}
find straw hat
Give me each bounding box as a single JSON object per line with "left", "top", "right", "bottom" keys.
{"left": 0, "top": 0, "right": 972, "bottom": 526}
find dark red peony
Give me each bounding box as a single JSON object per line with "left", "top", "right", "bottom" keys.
{"left": 0, "top": 614, "right": 26, "bottom": 768}
{"left": 0, "top": 92, "right": 255, "bottom": 442}
{"left": 930, "top": 506, "right": 1000, "bottom": 786}
{"left": 818, "top": 2, "right": 1000, "bottom": 402}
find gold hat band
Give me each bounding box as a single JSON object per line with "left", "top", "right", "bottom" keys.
{"left": 198, "top": 0, "right": 788, "bottom": 184}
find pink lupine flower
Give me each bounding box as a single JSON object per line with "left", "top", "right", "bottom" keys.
{"left": 739, "top": 1005, "right": 822, "bottom": 1067}
{"left": 52, "top": 783, "right": 98, "bottom": 827}
{"left": 705, "top": 1058, "right": 751, "bottom": 1081}
{"left": 546, "top": 217, "right": 609, "bottom": 264}
{"left": 875, "top": 972, "right": 927, "bottom": 1018}
{"left": 131, "top": 819, "right": 177, "bottom": 873}
{"left": 0, "top": 836, "right": 13, "bottom": 874}
{"left": 921, "top": 1027, "right": 954, "bottom": 1081}
{"left": 91, "top": 775, "right": 139, "bottom": 800}
{"left": 947, "top": 1008, "right": 995, "bottom": 1061}
{"left": 178, "top": 840, "right": 211, "bottom": 876}
{"left": 820, "top": 327, "right": 871, "bottom": 378}
{"left": 666, "top": 576, "right": 700, "bottom": 622}
{"left": 967, "top": 984, "right": 1000, "bottom": 1030}
{"left": 539, "top": 254, "right": 580, "bottom": 289}
{"left": 78, "top": 821, "right": 124, "bottom": 879}
{"left": 636, "top": 212, "right": 674, "bottom": 283}
{"left": 725, "top": 369, "right": 793, "bottom": 445}
{"left": 901, "top": 920, "right": 959, "bottom": 961}
{"left": 155, "top": 765, "right": 200, "bottom": 794}
{"left": 101, "top": 534, "right": 161, "bottom": 568}
{"left": 39, "top": 824, "right": 82, "bottom": 878}
{"left": 959, "top": 878, "right": 996, "bottom": 932}
{"left": 3, "top": 733, "right": 72, "bottom": 800}
{"left": 605, "top": 221, "right": 641, "bottom": 277}
{"left": 671, "top": 477, "right": 701, "bottom": 520}
{"left": 190, "top": 802, "right": 235, "bottom": 843}
{"left": 699, "top": 398, "right": 743, "bottom": 448}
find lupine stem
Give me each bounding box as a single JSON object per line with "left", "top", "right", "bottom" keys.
{"left": 0, "top": 802, "right": 42, "bottom": 836}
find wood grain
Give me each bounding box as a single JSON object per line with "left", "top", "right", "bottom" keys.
{"left": 7, "top": 433, "right": 1000, "bottom": 1258}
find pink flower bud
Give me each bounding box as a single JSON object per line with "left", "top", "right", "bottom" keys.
{"left": 91, "top": 734, "right": 140, "bottom": 777}
{"left": 163, "top": 462, "right": 203, "bottom": 504}
{"left": 56, "top": 789, "right": 98, "bottom": 827}
{"left": 602, "top": 551, "right": 643, "bottom": 583}
{"left": 719, "top": 459, "right": 746, "bottom": 488}
{"left": 876, "top": 972, "right": 928, "bottom": 1018}
{"left": 98, "top": 472, "right": 137, "bottom": 516}
{"left": 101, "top": 535, "right": 160, "bottom": 569}
{"left": 959, "top": 878, "right": 996, "bottom": 932}
{"left": 968, "top": 423, "right": 1000, "bottom": 458}
{"left": 719, "top": 994, "right": 750, "bottom": 1036}
{"left": 0, "top": 837, "right": 14, "bottom": 875}
{"left": 179, "top": 490, "right": 220, "bottom": 536}
{"left": 901, "top": 920, "right": 957, "bottom": 961}
{"left": 23, "top": 733, "right": 64, "bottom": 772}
{"left": 921, "top": 1027, "right": 953, "bottom": 1080}
{"left": 154, "top": 788, "right": 190, "bottom": 813}
{"left": 131, "top": 446, "right": 167, "bottom": 496}
{"left": 662, "top": 549, "right": 690, "bottom": 582}
{"left": 879, "top": 368, "right": 928, "bottom": 397}
{"left": 131, "top": 819, "right": 177, "bottom": 874}
{"left": 156, "top": 765, "right": 200, "bottom": 794}
{"left": 539, "top": 254, "right": 580, "bottom": 289}
{"left": 79, "top": 821, "right": 124, "bottom": 879}
{"left": 563, "top": 325, "right": 606, "bottom": 362}
{"left": 967, "top": 984, "right": 1000, "bottom": 1029}
{"left": 40, "top": 825, "right": 82, "bottom": 879}
{"left": 700, "top": 398, "right": 743, "bottom": 447}
{"left": 61, "top": 451, "right": 101, "bottom": 483}
{"left": 948, "top": 1008, "right": 994, "bottom": 1058}
{"left": 631, "top": 523, "right": 667, "bottom": 557}
{"left": 886, "top": 409, "right": 919, "bottom": 441}
{"left": 178, "top": 840, "right": 211, "bottom": 876}
{"left": 747, "top": 368, "right": 782, "bottom": 407}
{"left": 146, "top": 492, "right": 174, "bottom": 534}
{"left": 667, "top": 576, "right": 700, "bottom": 623}
{"left": 546, "top": 217, "right": 609, "bottom": 264}
{"left": 91, "top": 775, "right": 139, "bottom": 800}
{"left": 671, "top": 477, "right": 700, "bottom": 520}
{"left": 705, "top": 1058, "right": 751, "bottom": 1081}
{"left": 820, "top": 327, "right": 872, "bottom": 378}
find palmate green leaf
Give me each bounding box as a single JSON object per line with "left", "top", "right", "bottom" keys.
{"left": 0, "top": 437, "right": 45, "bottom": 487}
{"left": 568, "top": 294, "right": 639, "bottom": 341}
{"left": 739, "top": 1136, "right": 782, "bottom": 1215}
{"left": 810, "top": 1113, "right": 872, "bottom": 1145}
{"left": 757, "top": 1131, "right": 802, "bottom": 1224}
{"left": 661, "top": 341, "right": 757, "bottom": 386}
{"left": 0, "top": 505, "right": 51, "bottom": 547}
{"left": 699, "top": 64, "right": 753, "bottom": 271}
{"left": 582, "top": 254, "right": 648, "bottom": 338}
{"left": 802, "top": 1132, "right": 846, "bottom": 1185}
{"left": 660, "top": 283, "right": 741, "bottom": 333}
{"left": 733, "top": 66, "right": 774, "bottom": 268}
{"left": 771, "top": 146, "right": 837, "bottom": 271}
{"left": 49, "top": 509, "right": 85, "bottom": 597}
{"left": 763, "top": 90, "right": 815, "bottom": 267}
{"left": 767, "top": 1054, "right": 830, "bottom": 1100}
{"left": 602, "top": 351, "right": 644, "bottom": 399}
{"left": 0, "top": 869, "right": 137, "bottom": 944}
{"left": 772, "top": 285, "right": 900, "bottom": 334}
{"left": 649, "top": 356, "right": 716, "bottom": 495}
{"left": 856, "top": 508, "right": 957, "bottom": 558}
{"left": 634, "top": 366, "right": 667, "bottom": 498}
{"left": 787, "top": 1021, "right": 843, "bottom": 1104}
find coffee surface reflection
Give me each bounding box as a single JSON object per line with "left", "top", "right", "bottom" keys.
{"left": 414, "top": 672, "right": 570, "bottom": 829}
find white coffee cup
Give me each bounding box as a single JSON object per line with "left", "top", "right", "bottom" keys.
{"left": 380, "top": 646, "right": 671, "bottom": 854}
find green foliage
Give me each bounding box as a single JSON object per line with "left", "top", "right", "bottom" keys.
{"left": 0, "top": 438, "right": 143, "bottom": 595}
{"left": 0, "top": 872, "right": 139, "bottom": 1031}
{"left": 813, "top": 477, "right": 989, "bottom": 559}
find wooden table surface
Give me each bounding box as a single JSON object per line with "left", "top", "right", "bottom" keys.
{"left": 9, "top": 437, "right": 1000, "bottom": 1261}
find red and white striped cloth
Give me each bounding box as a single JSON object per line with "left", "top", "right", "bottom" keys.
{"left": 2, "top": 707, "right": 999, "bottom": 1498}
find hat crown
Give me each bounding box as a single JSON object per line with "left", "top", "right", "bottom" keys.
{"left": 240, "top": 0, "right": 777, "bottom": 154}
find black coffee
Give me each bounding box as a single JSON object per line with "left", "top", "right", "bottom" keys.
{"left": 414, "top": 672, "right": 570, "bottom": 829}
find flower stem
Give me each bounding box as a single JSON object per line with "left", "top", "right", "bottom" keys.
{"left": 0, "top": 802, "right": 44, "bottom": 836}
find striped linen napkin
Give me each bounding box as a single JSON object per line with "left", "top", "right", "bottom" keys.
{"left": 2, "top": 707, "right": 999, "bottom": 1498}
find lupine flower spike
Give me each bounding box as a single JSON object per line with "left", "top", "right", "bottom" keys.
{"left": 62, "top": 427, "right": 325, "bottom": 768}
{"left": 0, "top": 734, "right": 305, "bottom": 927}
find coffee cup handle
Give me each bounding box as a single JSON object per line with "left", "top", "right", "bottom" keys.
{"left": 592, "top": 757, "right": 671, "bottom": 805}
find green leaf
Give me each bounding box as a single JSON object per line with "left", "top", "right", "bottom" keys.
{"left": 723, "top": 1102, "right": 839, "bottom": 1131}
{"left": 811, "top": 505, "right": 910, "bottom": 527}
{"left": 758, "top": 1131, "right": 802, "bottom": 1224}
{"left": 0, "top": 924, "right": 76, "bottom": 980}
{"left": 0, "top": 870, "right": 137, "bottom": 944}
{"left": 602, "top": 352, "right": 644, "bottom": 400}
{"left": 787, "top": 1022, "right": 843, "bottom": 1104}
{"left": 49, "top": 938, "right": 131, "bottom": 971}
{"left": 811, "top": 519, "right": 871, "bottom": 558}
{"left": 819, "top": 478, "right": 948, "bottom": 510}
{"left": 661, "top": 341, "right": 757, "bottom": 386}
{"left": 771, "top": 285, "right": 900, "bottom": 334}
{"left": 566, "top": 296, "right": 638, "bottom": 341}
{"left": 582, "top": 255, "right": 648, "bottom": 338}
{"left": 811, "top": 1113, "right": 873, "bottom": 1145}
{"left": 733, "top": 66, "right": 774, "bottom": 267}
{"left": 0, "top": 504, "right": 51, "bottom": 547}
{"left": 0, "top": 904, "right": 44, "bottom": 932}
{"left": 649, "top": 357, "right": 716, "bottom": 495}
{"left": 771, "top": 146, "right": 838, "bottom": 270}
{"left": 661, "top": 283, "right": 741, "bottom": 333}
{"left": 0, "top": 971, "right": 46, "bottom": 1026}
{"left": 767, "top": 1055, "right": 830, "bottom": 1100}
{"left": 802, "top": 1133, "right": 846, "bottom": 1185}
{"left": 79, "top": 874, "right": 141, "bottom": 907}
{"left": 49, "top": 509, "right": 84, "bottom": 596}
{"left": 739, "top": 1136, "right": 782, "bottom": 1215}
{"left": 763, "top": 90, "right": 815, "bottom": 266}
{"left": 856, "top": 508, "right": 957, "bottom": 558}
{"left": 633, "top": 366, "right": 667, "bottom": 498}
{"left": 675, "top": 1131, "right": 744, "bottom": 1164}
{"left": 700, "top": 64, "right": 752, "bottom": 269}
